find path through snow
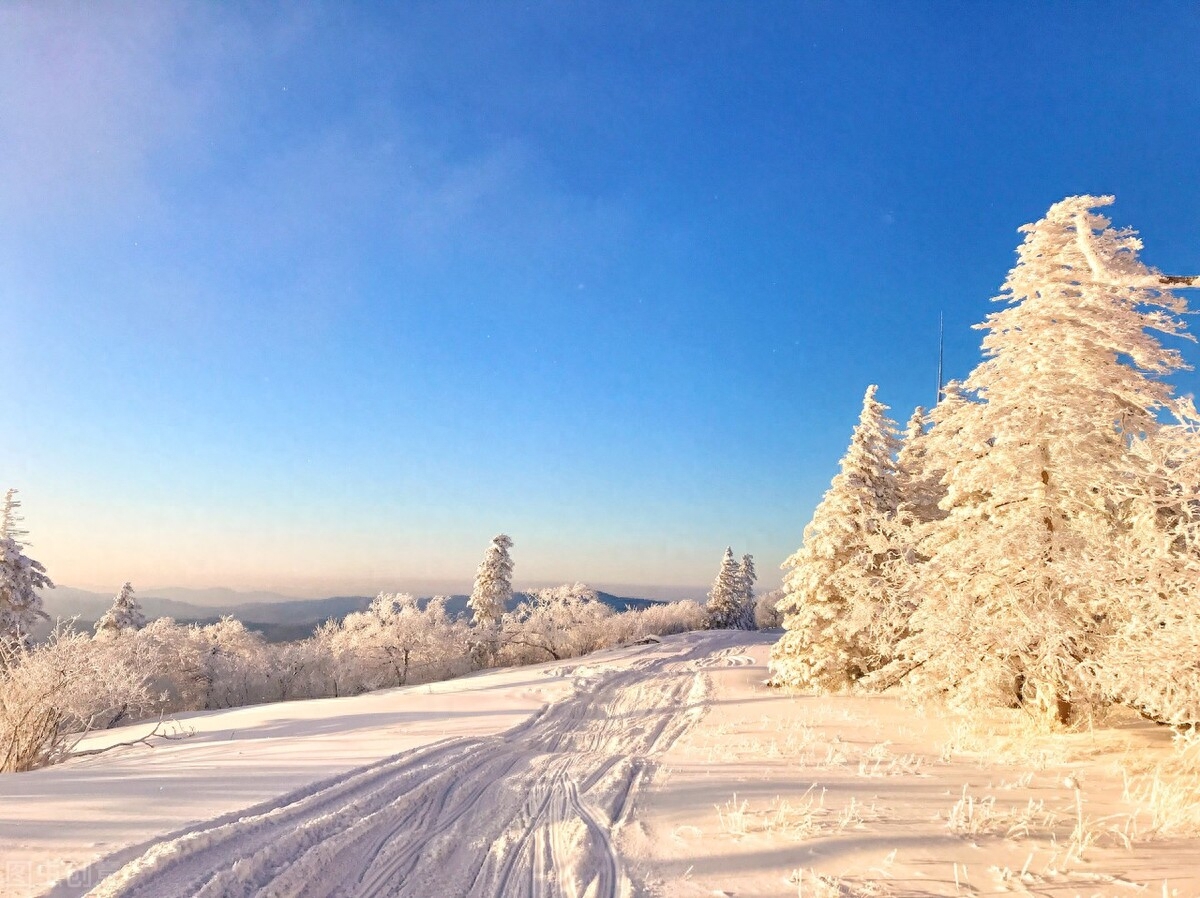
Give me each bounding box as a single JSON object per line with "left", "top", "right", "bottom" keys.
{"left": 58, "top": 632, "right": 725, "bottom": 898}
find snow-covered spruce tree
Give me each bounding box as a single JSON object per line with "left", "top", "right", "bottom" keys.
{"left": 2, "top": 490, "right": 28, "bottom": 545}
{"left": 94, "top": 582, "right": 146, "bottom": 638}
{"left": 736, "top": 553, "right": 758, "bottom": 630}
{"left": 894, "top": 406, "right": 946, "bottom": 529}
{"left": 770, "top": 385, "right": 902, "bottom": 691}
{"left": 467, "top": 534, "right": 514, "bottom": 667}
{"left": 901, "top": 195, "right": 1197, "bottom": 724}
{"left": 704, "top": 547, "right": 748, "bottom": 629}
{"left": 0, "top": 489, "right": 52, "bottom": 644}
{"left": 469, "top": 534, "right": 514, "bottom": 627}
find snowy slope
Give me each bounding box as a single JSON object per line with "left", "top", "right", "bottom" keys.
{"left": 2, "top": 632, "right": 1198, "bottom": 898}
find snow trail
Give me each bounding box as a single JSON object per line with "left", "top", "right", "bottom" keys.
{"left": 74, "top": 634, "right": 720, "bottom": 898}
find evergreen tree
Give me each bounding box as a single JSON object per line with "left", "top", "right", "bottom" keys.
{"left": 735, "top": 553, "right": 758, "bottom": 630}
{"left": 894, "top": 406, "right": 945, "bottom": 528}
{"left": 0, "top": 489, "right": 52, "bottom": 644}
{"left": 901, "top": 196, "right": 1196, "bottom": 723}
{"left": 95, "top": 582, "right": 146, "bottom": 637}
{"left": 770, "top": 385, "right": 901, "bottom": 691}
{"left": 704, "top": 547, "right": 747, "bottom": 629}
{"left": 468, "top": 534, "right": 514, "bottom": 628}
{"left": 2, "top": 489, "right": 29, "bottom": 546}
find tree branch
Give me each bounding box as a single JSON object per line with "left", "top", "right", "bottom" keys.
{"left": 70, "top": 717, "right": 195, "bottom": 760}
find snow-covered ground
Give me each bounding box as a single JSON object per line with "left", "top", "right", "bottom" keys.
{"left": 1, "top": 631, "right": 1197, "bottom": 897}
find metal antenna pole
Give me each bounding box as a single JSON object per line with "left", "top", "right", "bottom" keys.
{"left": 935, "top": 312, "right": 945, "bottom": 406}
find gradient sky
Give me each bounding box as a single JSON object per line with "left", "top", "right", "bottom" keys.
{"left": 3, "top": 2, "right": 1199, "bottom": 598}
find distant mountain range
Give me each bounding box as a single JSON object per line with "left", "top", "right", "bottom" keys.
{"left": 35, "top": 586, "right": 667, "bottom": 643}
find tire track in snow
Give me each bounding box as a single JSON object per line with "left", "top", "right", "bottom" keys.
{"left": 73, "top": 635, "right": 726, "bottom": 898}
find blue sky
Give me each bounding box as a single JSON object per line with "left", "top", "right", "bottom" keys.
{"left": 3, "top": 2, "right": 1199, "bottom": 597}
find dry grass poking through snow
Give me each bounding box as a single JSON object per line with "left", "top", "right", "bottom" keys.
{"left": 1119, "top": 729, "right": 1200, "bottom": 836}
{"left": 714, "top": 787, "right": 885, "bottom": 842}
{"left": 622, "top": 633, "right": 1200, "bottom": 898}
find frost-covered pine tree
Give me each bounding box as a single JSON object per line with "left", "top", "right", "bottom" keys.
{"left": 735, "top": 553, "right": 758, "bottom": 630}
{"left": 901, "top": 196, "right": 1197, "bottom": 723}
{"left": 770, "top": 385, "right": 901, "bottom": 691}
{"left": 894, "top": 406, "right": 945, "bottom": 529}
{"left": 468, "top": 534, "right": 514, "bottom": 628}
{"left": 0, "top": 489, "right": 52, "bottom": 644}
{"left": 705, "top": 547, "right": 748, "bottom": 629}
{"left": 95, "top": 582, "right": 146, "bottom": 637}
{"left": 2, "top": 490, "right": 29, "bottom": 546}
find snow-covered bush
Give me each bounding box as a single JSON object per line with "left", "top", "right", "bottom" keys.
{"left": 0, "top": 628, "right": 155, "bottom": 772}
{"left": 604, "top": 599, "right": 706, "bottom": 644}
{"left": 331, "top": 594, "right": 469, "bottom": 691}
{"left": 500, "top": 583, "right": 613, "bottom": 664}
{"left": 754, "top": 589, "right": 785, "bottom": 629}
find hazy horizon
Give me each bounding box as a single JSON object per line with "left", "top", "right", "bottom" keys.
{"left": 48, "top": 578, "right": 713, "bottom": 604}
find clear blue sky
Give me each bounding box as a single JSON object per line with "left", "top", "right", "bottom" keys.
{"left": 3, "top": 2, "right": 1199, "bottom": 597}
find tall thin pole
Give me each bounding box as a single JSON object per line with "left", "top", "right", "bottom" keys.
{"left": 935, "top": 312, "right": 945, "bottom": 407}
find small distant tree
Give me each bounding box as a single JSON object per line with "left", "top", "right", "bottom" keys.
{"left": 0, "top": 489, "right": 52, "bottom": 644}
{"left": 705, "top": 547, "right": 749, "bottom": 629}
{"left": 469, "top": 534, "right": 514, "bottom": 627}
{"left": 95, "top": 582, "right": 146, "bottom": 638}
{"left": 736, "top": 554, "right": 758, "bottom": 630}
{"left": 467, "top": 534, "right": 514, "bottom": 667}
{"left": 770, "top": 385, "right": 902, "bottom": 691}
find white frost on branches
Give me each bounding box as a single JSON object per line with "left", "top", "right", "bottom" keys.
{"left": 0, "top": 489, "right": 52, "bottom": 644}
{"left": 705, "top": 547, "right": 755, "bottom": 630}
{"left": 770, "top": 385, "right": 903, "bottom": 691}
{"left": 772, "top": 196, "right": 1200, "bottom": 728}
{"left": 501, "top": 583, "right": 613, "bottom": 662}
{"left": 468, "top": 534, "right": 515, "bottom": 628}
{"left": 898, "top": 195, "right": 1196, "bottom": 723}
{"left": 95, "top": 582, "right": 146, "bottom": 638}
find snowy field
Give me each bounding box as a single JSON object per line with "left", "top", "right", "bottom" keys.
{"left": 1, "top": 631, "right": 1197, "bottom": 898}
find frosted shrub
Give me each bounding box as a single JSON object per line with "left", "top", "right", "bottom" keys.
{"left": 0, "top": 629, "right": 155, "bottom": 772}
{"left": 500, "top": 583, "right": 613, "bottom": 664}
{"left": 754, "top": 588, "right": 784, "bottom": 629}
{"left": 607, "top": 600, "right": 705, "bottom": 644}
{"left": 328, "top": 594, "right": 470, "bottom": 692}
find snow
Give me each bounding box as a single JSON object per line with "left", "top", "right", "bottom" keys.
{"left": 0, "top": 653, "right": 572, "bottom": 896}
{"left": 1, "top": 632, "right": 1198, "bottom": 897}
